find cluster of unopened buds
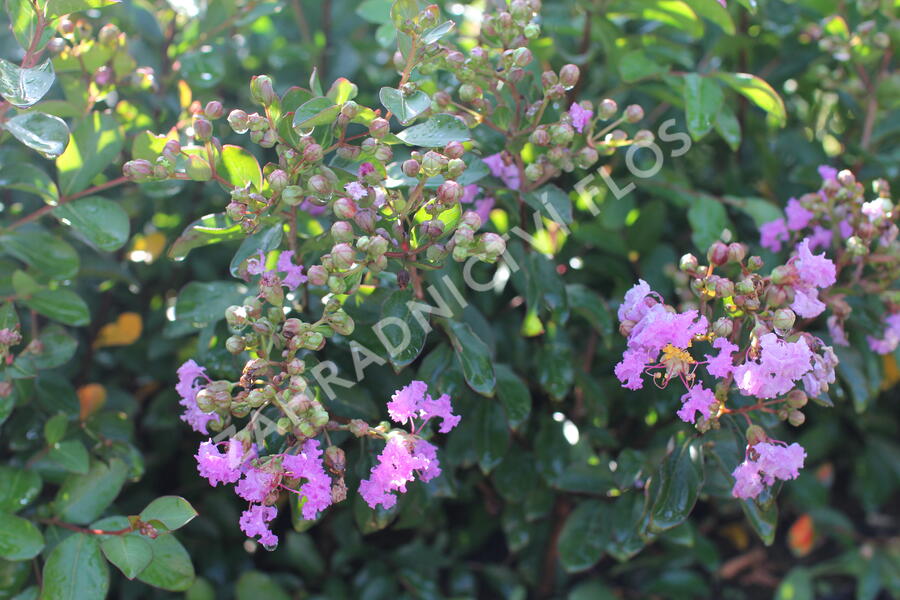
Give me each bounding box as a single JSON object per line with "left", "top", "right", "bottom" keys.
{"left": 615, "top": 227, "right": 843, "bottom": 499}
{"left": 179, "top": 357, "right": 459, "bottom": 548}
{"left": 759, "top": 167, "right": 898, "bottom": 353}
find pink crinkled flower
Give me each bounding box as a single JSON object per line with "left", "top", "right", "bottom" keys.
{"left": 358, "top": 436, "right": 437, "bottom": 509}
{"left": 838, "top": 219, "right": 853, "bottom": 239}
{"left": 677, "top": 384, "right": 717, "bottom": 424}
{"left": 176, "top": 360, "right": 216, "bottom": 434}
{"left": 413, "top": 439, "right": 441, "bottom": 482}
{"left": 568, "top": 102, "right": 593, "bottom": 133}
{"left": 300, "top": 198, "right": 327, "bottom": 216}
{"left": 760, "top": 219, "right": 789, "bottom": 252}
{"left": 239, "top": 505, "right": 278, "bottom": 546}
{"left": 791, "top": 287, "right": 827, "bottom": 319}
{"left": 818, "top": 165, "right": 837, "bottom": 181}
{"left": 734, "top": 333, "right": 813, "bottom": 399}
{"left": 420, "top": 393, "right": 461, "bottom": 433}
{"left": 807, "top": 226, "right": 833, "bottom": 252}
{"left": 793, "top": 239, "right": 836, "bottom": 288}
{"left": 731, "top": 460, "right": 764, "bottom": 499}
{"left": 345, "top": 181, "right": 368, "bottom": 201}
{"left": 195, "top": 439, "right": 245, "bottom": 486}
{"left": 617, "top": 279, "right": 656, "bottom": 323}
{"left": 867, "top": 313, "right": 900, "bottom": 354}
{"left": 358, "top": 162, "right": 375, "bottom": 178}
{"left": 614, "top": 348, "right": 652, "bottom": 390}
{"left": 785, "top": 198, "right": 814, "bottom": 231}
{"left": 282, "top": 440, "right": 333, "bottom": 520}
{"left": 483, "top": 152, "right": 521, "bottom": 190}
{"left": 628, "top": 304, "right": 708, "bottom": 356}
{"left": 460, "top": 185, "right": 495, "bottom": 224}
{"left": 386, "top": 381, "right": 428, "bottom": 424}
{"left": 235, "top": 466, "right": 279, "bottom": 503}
{"left": 276, "top": 251, "right": 307, "bottom": 289}
{"left": 802, "top": 345, "right": 837, "bottom": 398}
{"left": 827, "top": 315, "right": 849, "bottom": 346}
{"left": 461, "top": 184, "right": 479, "bottom": 205}
{"left": 755, "top": 442, "right": 806, "bottom": 485}
{"left": 705, "top": 337, "right": 738, "bottom": 378}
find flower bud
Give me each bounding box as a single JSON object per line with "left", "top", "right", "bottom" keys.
{"left": 367, "top": 235, "right": 389, "bottom": 257}
{"left": 373, "top": 144, "right": 392, "bottom": 162}
{"left": 530, "top": 128, "right": 551, "bottom": 146}
{"left": 745, "top": 424, "right": 767, "bottom": 446}
{"left": 714, "top": 278, "right": 735, "bottom": 298}
{"left": 598, "top": 98, "right": 617, "bottom": 119}
{"left": 446, "top": 158, "right": 466, "bottom": 179}
{"left": 747, "top": 256, "right": 764, "bottom": 271}
{"left": 193, "top": 116, "right": 213, "bottom": 141}
{"left": 788, "top": 410, "right": 806, "bottom": 426}
{"left": 331, "top": 243, "right": 355, "bottom": 270}
{"left": 523, "top": 22, "right": 540, "bottom": 39}
{"left": 349, "top": 419, "right": 369, "bottom": 437}
{"left": 444, "top": 141, "right": 465, "bottom": 159}
{"left": 549, "top": 123, "right": 575, "bottom": 146}
{"left": 402, "top": 159, "right": 421, "bottom": 178}
{"left": 481, "top": 232, "right": 506, "bottom": 259}
{"left": 307, "top": 265, "right": 328, "bottom": 286}
{"left": 327, "top": 275, "right": 346, "bottom": 295}
{"left": 250, "top": 75, "right": 276, "bottom": 106}
{"left": 712, "top": 317, "right": 733, "bottom": 338}
{"left": 525, "top": 163, "right": 544, "bottom": 182}
{"left": 541, "top": 70, "right": 558, "bottom": 89}
{"left": 575, "top": 146, "right": 599, "bottom": 169}
{"left": 98, "top": 23, "right": 120, "bottom": 45}
{"left": 332, "top": 196, "right": 357, "bottom": 219}
{"left": 123, "top": 159, "right": 154, "bottom": 181}
{"left": 422, "top": 151, "right": 447, "bottom": 176}
{"left": 707, "top": 241, "right": 729, "bottom": 266}
{"left": 367, "top": 118, "right": 389, "bottom": 140}
{"left": 267, "top": 169, "right": 288, "bottom": 194}
{"left": 727, "top": 243, "right": 747, "bottom": 264}
{"left": 303, "top": 143, "right": 323, "bottom": 163}
{"left": 282, "top": 185, "right": 304, "bottom": 206}
{"left": 459, "top": 83, "right": 482, "bottom": 102}
{"left": 227, "top": 109, "right": 249, "bottom": 133}
{"left": 559, "top": 64, "right": 580, "bottom": 89}
{"left": 226, "top": 335, "right": 246, "bottom": 354}
{"left": 331, "top": 221, "right": 354, "bottom": 243}
{"left": 420, "top": 219, "right": 444, "bottom": 238}
{"left": 773, "top": 308, "right": 796, "bottom": 331}
{"left": 308, "top": 174, "right": 331, "bottom": 196}
{"left": 47, "top": 37, "right": 67, "bottom": 54}
{"left": 624, "top": 104, "right": 644, "bottom": 123}
{"left": 679, "top": 253, "right": 699, "bottom": 272}
{"left": 438, "top": 180, "right": 463, "bottom": 204}
{"left": 204, "top": 100, "right": 224, "bottom": 120}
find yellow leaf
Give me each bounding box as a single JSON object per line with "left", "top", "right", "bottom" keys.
{"left": 78, "top": 383, "right": 107, "bottom": 421}
{"left": 94, "top": 312, "right": 142, "bottom": 348}
{"left": 882, "top": 354, "right": 900, "bottom": 390}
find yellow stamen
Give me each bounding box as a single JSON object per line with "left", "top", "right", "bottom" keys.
{"left": 662, "top": 344, "right": 695, "bottom": 364}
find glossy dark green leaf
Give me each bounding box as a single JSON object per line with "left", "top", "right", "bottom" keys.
{"left": 647, "top": 438, "right": 704, "bottom": 533}
{"left": 443, "top": 320, "right": 495, "bottom": 396}
{"left": 216, "top": 145, "right": 262, "bottom": 190}
{"left": 714, "top": 103, "right": 742, "bottom": 150}
{"left": 326, "top": 78, "right": 358, "bottom": 104}
{"left": 715, "top": 72, "right": 786, "bottom": 127}
{"left": 606, "top": 493, "right": 649, "bottom": 562}
{"left": 41, "top": 534, "right": 109, "bottom": 600}
{"left": 379, "top": 87, "right": 431, "bottom": 125}
{"left": 558, "top": 500, "right": 611, "bottom": 572}
{"left": 56, "top": 112, "right": 124, "bottom": 195}
{"left": 537, "top": 341, "right": 575, "bottom": 401}
{"left": 378, "top": 289, "right": 427, "bottom": 369}
{"left": 179, "top": 47, "right": 225, "bottom": 89}
{"left": 566, "top": 284, "right": 614, "bottom": 337}
{"left": 47, "top": 440, "right": 90, "bottom": 475}
{"left": 618, "top": 49, "right": 667, "bottom": 82}
{"left": 0, "top": 231, "right": 79, "bottom": 280}
{"left": 292, "top": 97, "right": 340, "bottom": 130}
{"left": 168, "top": 213, "right": 243, "bottom": 260}
{"left": 396, "top": 114, "right": 470, "bottom": 147}
{"left": 22, "top": 289, "right": 89, "bottom": 326}
{"left": 0, "top": 514, "right": 43, "bottom": 560}
{"left": 0, "top": 163, "right": 59, "bottom": 204}
{"left": 420, "top": 20, "right": 455, "bottom": 44}
{"left": 139, "top": 496, "right": 198, "bottom": 532}
{"left": 136, "top": 533, "right": 195, "bottom": 591}
{"left": 54, "top": 196, "right": 130, "bottom": 251}
{"left": 47, "top": 0, "right": 121, "bottom": 17}
{"left": 524, "top": 184, "right": 573, "bottom": 225}
{"left": 687, "top": 194, "right": 731, "bottom": 252}
{"left": 474, "top": 399, "right": 509, "bottom": 473}
{"left": 175, "top": 281, "right": 246, "bottom": 328}
{"left": 775, "top": 567, "right": 814, "bottom": 600}
{"left": 14, "top": 324, "right": 77, "bottom": 370}
{"left": 683, "top": 73, "right": 724, "bottom": 140}
{"left": 100, "top": 535, "right": 152, "bottom": 580}
{"left": 4, "top": 112, "right": 69, "bottom": 158}
{"left": 356, "top": 0, "right": 392, "bottom": 24}
{"left": 740, "top": 497, "right": 778, "bottom": 545}
{"left": 835, "top": 346, "right": 877, "bottom": 413}
{"left": 235, "top": 571, "right": 291, "bottom": 600}
{"left": 229, "top": 224, "right": 283, "bottom": 277}
{"left": 493, "top": 364, "right": 531, "bottom": 430}
{"left": 690, "top": 0, "right": 735, "bottom": 33}
{"left": 0, "top": 58, "right": 55, "bottom": 108}
{"left": 0, "top": 468, "right": 41, "bottom": 514}
{"left": 53, "top": 459, "right": 128, "bottom": 524}
{"left": 44, "top": 414, "right": 68, "bottom": 446}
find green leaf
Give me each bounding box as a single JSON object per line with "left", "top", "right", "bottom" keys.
{"left": 714, "top": 104, "right": 742, "bottom": 150}
{"left": 44, "top": 414, "right": 68, "bottom": 446}
{"left": 177, "top": 47, "right": 225, "bottom": 90}
{"left": 775, "top": 568, "right": 814, "bottom": 600}
{"left": 356, "top": 0, "right": 392, "bottom": 24}
{"left": 0, "top": 58, "right": 55, "bottom": 108}
{"left": 420, "top": 20, "right": 455, "bottom": 44}
{"left": 647, "top": 438, "right": 704, "bottom": 533}
{"left": 137, "top": 534, "right": 195, "bottom": 591}
{"left": 474, "top": 399, "right": 509, "bottom": 473}
{"left": 390, "top": 0, "right": 418, "bottom": 28}
{"left": 6, "top": 0, "right": 51, "bottom": 50}
{"left": 606, "top": 493, "right": 648, "bottom": 562}
{"left": 0, "top": 513, "right": 44, "bottom": 561}
{"left": 15, "top": 324, "right": 77, "bottom": 370}
{"left": 326, "top": 78, "right": 358, "bottom": 104}
{"left": 687, "top": 194, "right": 731, "bottom": 252}
{"left": 47, "top": 440, "right": 90, "bottom": 475}
{"left": 683, "top": 74, "right": 724, "bottom": 140}
{"left": 0, "top": 231, "right": 79, "bottom": 280}
{"left": 690, "top": 0, "right": 735, "bottom": 34}
{"left": 0, "top": 468, "right": 41, "bottom": 513}
{"left": 54, "top": 196, "right": 130, "bottom": 252}
{"left": 740, "top": 497, "right": 778, "bottom": 545}
{"left": 56, "top": 112, "right": 124, "bottom": 195}
{"left": 715, "top": 72, "right": 787, "bottom": 127}
{"left": 174, "top": 281, "right": 245, "bottom": 328}
{"left": 168, "top": 213, "right": 243, "bottom": 260}
{"left": 525, "top": 184, "right": 574, "bottom": 225}
{"left": 236, "top": 571, "right": 291, "bottom": 600}
{"left": 99, "top": 535, "right": 152, "bottom": 580}
{"left": 379, "top": 87, "right": 431, "bottom": 125}
{"left": 618, "top": 49, "right": 667, "bottom": 83}
{"left": 139, "top": 496, "right": 198, "bottom": 532}
{"left": 40, "top": 534, "right": 109, "bottom": 600}
{"left": 558, "top": 500, "right": 611, "bottom": 572}
{"left": 0, "top": 162, "right": 59, "bottom": 204}
{"left": 22, "top": 289, "right": 90, "bottom": 327}
{"left": 835, "top": 346, "right": 875, "bottom": 413}
{"left": 443, "top": 320, "right": 495, "bottom": 396}
{"left": 396, "top": 113, "right": 470, "bottom": 147}
{"left": 216, "top": 145, "right": 262, "bottom": 190}
{"left": 379, "top": 289, "right": 427, "bottom": 369}
{"left": 229, "top": 224, "right": 283, "bottom": 277}
{"left": 53, "top": 459, "right": 128, "bottom": 524}
{"left": 494, "top": 364, "right": 531, "bottom": 430}
{"left": 292, "top": 97, "right": 340, "bottom": 130}
{"left": 4, "top": 112, "right": 69, "bottom": 158}
{"left": 566, "top": 284, "right": 614, "bottom": 337}
{"left": 615, "top": 0, "right": 703, "bottom": 37}
{"left": 47, "top": 0, "right": 120, "bottom": 17}
{"left": 729, "top": 196, "right": 783, "bottom": 227}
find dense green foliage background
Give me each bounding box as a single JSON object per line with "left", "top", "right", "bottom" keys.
{"left": 0, "top": 0, "right": 898, "bottom": 598}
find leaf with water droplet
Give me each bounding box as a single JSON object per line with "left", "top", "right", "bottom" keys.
{"left": 0, "top": 57, "right": 55, "bottom": 108}
{"left": 4, "top": 112, "right": 70, "bottom": 158}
